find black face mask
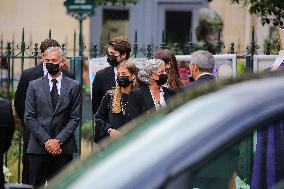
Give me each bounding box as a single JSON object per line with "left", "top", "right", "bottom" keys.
{"left": 46, "top": 63, "right": 61, "bottom": 76}
{"left": 107, "top": 53, "right": 120, "bottom": 67}
{"left": 155, "top": 74, "right": 168, "bottom": 86}
{"left": 117, "top": 76, "right": 132, "bottom": 88}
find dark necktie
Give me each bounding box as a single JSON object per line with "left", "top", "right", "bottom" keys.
{"left": 51, "top": 79, "right": 59, "bottom": 110}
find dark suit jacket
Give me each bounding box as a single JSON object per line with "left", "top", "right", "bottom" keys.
{"left": 14, "top": 62, "right": 74, "bottom": 150}
{"left": 92, "top": 66, "right": 116, "bottom": 114}
{"left": 15, "top": 62, "right": 74, "bottom": 122}
{"left": 0, "top": 98, "right": 15, "bottom": 153}
{"left": 0, "top": 98, "right": 15, "bottom": 189}
{"left": 92, "top": 66, "right": 116, "bottom": 143}
{"left": 94, "top": 92, "right": 132, "bottom": 143}
{"left": 180, "top": 73, "right": 215, "bottom": 92}
{"left": 128, "top": 85, "right": 176, "bottom": 120}
{"left": 24, "top": 75, "right": 81, "bottom": 154}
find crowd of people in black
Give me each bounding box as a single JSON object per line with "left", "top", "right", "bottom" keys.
{"left": 0, "top": 36, "right": 216, "bottom": 188}
{"left": 92, "top": 36, "right": 215, "bottom": 143}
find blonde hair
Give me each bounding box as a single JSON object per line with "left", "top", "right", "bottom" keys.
{"left": 112, "top": 61, "right": 138, "bottom": 113}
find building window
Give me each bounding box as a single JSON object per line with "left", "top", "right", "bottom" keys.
{"left": 165, "top": 11, "right": 192, "bottom": 50}
{"left": 102, "top": 9, "right": 129, "bottom": 46}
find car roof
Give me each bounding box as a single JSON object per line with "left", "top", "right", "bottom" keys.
{"left": 47, "top": 73, "right": 284, "bottom": 189}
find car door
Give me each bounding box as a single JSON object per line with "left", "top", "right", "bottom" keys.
{"left": 163, "top": 107, "right": 284, "bottom": 189}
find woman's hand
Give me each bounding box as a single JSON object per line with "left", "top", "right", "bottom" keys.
{"left": 108, "top": 128, "right": 121, "bottom": 137}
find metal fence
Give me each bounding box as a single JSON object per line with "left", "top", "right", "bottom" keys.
{"left": 0, "top": 26, "right": 280, "bottom": 183}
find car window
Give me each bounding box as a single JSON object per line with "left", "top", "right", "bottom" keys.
{"left": 165, "top": 118, "right": 284, "bottom": 189}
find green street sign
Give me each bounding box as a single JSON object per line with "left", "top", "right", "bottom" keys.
{"left": 64, "top": 0, "right": 95, "bottom": 15}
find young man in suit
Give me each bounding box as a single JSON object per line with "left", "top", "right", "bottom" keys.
{"left": 0, "top": 98, "right": 15, "bottom": 189}
{"left": 14, "top": 39, "right": 74, "bottom": 184}
{"left": 92, "top": 36, "right": 131, "bottom": 143}
{"left": 181, "top": 50, "right": 215, "bottom": 92}
{"left": 24, "top": 47, "right": 80, "bottom": 187}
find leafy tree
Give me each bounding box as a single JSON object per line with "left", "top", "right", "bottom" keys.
{"left": 231, "top": 0, "right": 284, "bottom": 26}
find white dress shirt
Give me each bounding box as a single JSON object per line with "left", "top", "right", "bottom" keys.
{"left": 150, "top": 87, "right": 166, "bottom": 110}
{"left": 159, "top": 88, "right": 166, "bottom": 108}
{"left": 43, "top": 63, "right": 48, "bottom": 76}
{"left": 48, "top": 73, "right": 62, "bottom": 95}
{"left": 114, "top": 66, "right": 118, "bottom": 84}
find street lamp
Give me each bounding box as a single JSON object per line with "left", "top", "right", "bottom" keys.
{"left": 64, "top": 0, "right": 96, "bottom": 56}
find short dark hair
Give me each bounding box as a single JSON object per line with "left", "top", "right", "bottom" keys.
{"left": 40, "top": 39, "right": 60, "bottom": 53}
{"left": 108, "top": 36, "right": 131, "bottom": 59}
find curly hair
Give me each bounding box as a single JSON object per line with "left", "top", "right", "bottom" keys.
{"left": 138, "top": 59, "right": 165, "bottom": 85}
{"left": 40, "top": 39, "right": 60, "bottom": 53}
{"left": 112, "top": 61, "right": 138, "bottom": 113}
{"left": 108, "top": 36, "right": 131, "bottom": 59}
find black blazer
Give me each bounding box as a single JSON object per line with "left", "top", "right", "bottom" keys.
{"left": 0, "top": 98, "right": 15, "bottom": 189}
{"left": 92, "top": 66, "right": 116, "bottom": 114}
{"left": 92, "top": 66, "right": 116, "bottom": 143}
{"left": 14, "top": 62, "right": 74, "bottom": 146}
{"left": 180, "top": 73, "right": 215, "bottom": 92}
{"left": 24, "top": 75, "right": 81, "bottom": 154}
{"left": 0, "top": 98, "right": 15, "bottom": 153}
{"left": 94, "top": 92, "right": 131, "bottom": 143}
{"left": 15, "top": 62, "right": 74, "bottom": 122}
{"left": 128, "top": 85, "right": 176, "bottom": 120}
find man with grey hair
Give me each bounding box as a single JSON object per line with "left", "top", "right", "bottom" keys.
{"left": 24, "top": 46, "right": 81, "bottom": 187}
{"left": 14, "top": 39, "right": 74, "bottom": 184}
{"left": 181, "top": 50, "right": 215, "bottom": 91}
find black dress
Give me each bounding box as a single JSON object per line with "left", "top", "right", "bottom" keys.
{"left": 128, "top": 85, "right": 176, "bottom": 120}
{"left": 94, "top": 91, "right": 131, "bottom": 143}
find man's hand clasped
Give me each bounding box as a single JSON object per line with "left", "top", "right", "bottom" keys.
{"left": 45, "top": 139, "right": 62, "bottom": 155}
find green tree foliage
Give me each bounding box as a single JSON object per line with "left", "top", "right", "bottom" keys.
{"left": 231, "top": 0, "right": 284, "bottom": 26}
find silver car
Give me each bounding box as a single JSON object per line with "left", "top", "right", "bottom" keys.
{"left": 47, "top": 72, "right": 284, "bottom": 189}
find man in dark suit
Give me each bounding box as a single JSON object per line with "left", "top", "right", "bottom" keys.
{"left": 92, "top": 36, "right": 131, "bottom": 143}
{"left": 181, "top": 50, "right": 215, "bottom": 92}
{"left": 14, "top": 39, "right": 74, "bottom": 184}
{"left": 0, "top": 98, "right": 15, "bottom": 189}
{"left": 24, "top": 47, "right": 80, "bottom": 187}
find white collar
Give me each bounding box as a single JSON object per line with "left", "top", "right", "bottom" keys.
{"left": 48, "top": 73, "right": 62, "bottom": 82}
{"left": 47, "top": 73, "right": 62, "bottom": 95}
{"left": 195, "top": 72, "right": 213, "bottom": 81}
{"left": 114, "top": 66, "right": 118, "bottom": 83}
{"left": 43, "top": 63, "right": 48, "bottom": 76}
